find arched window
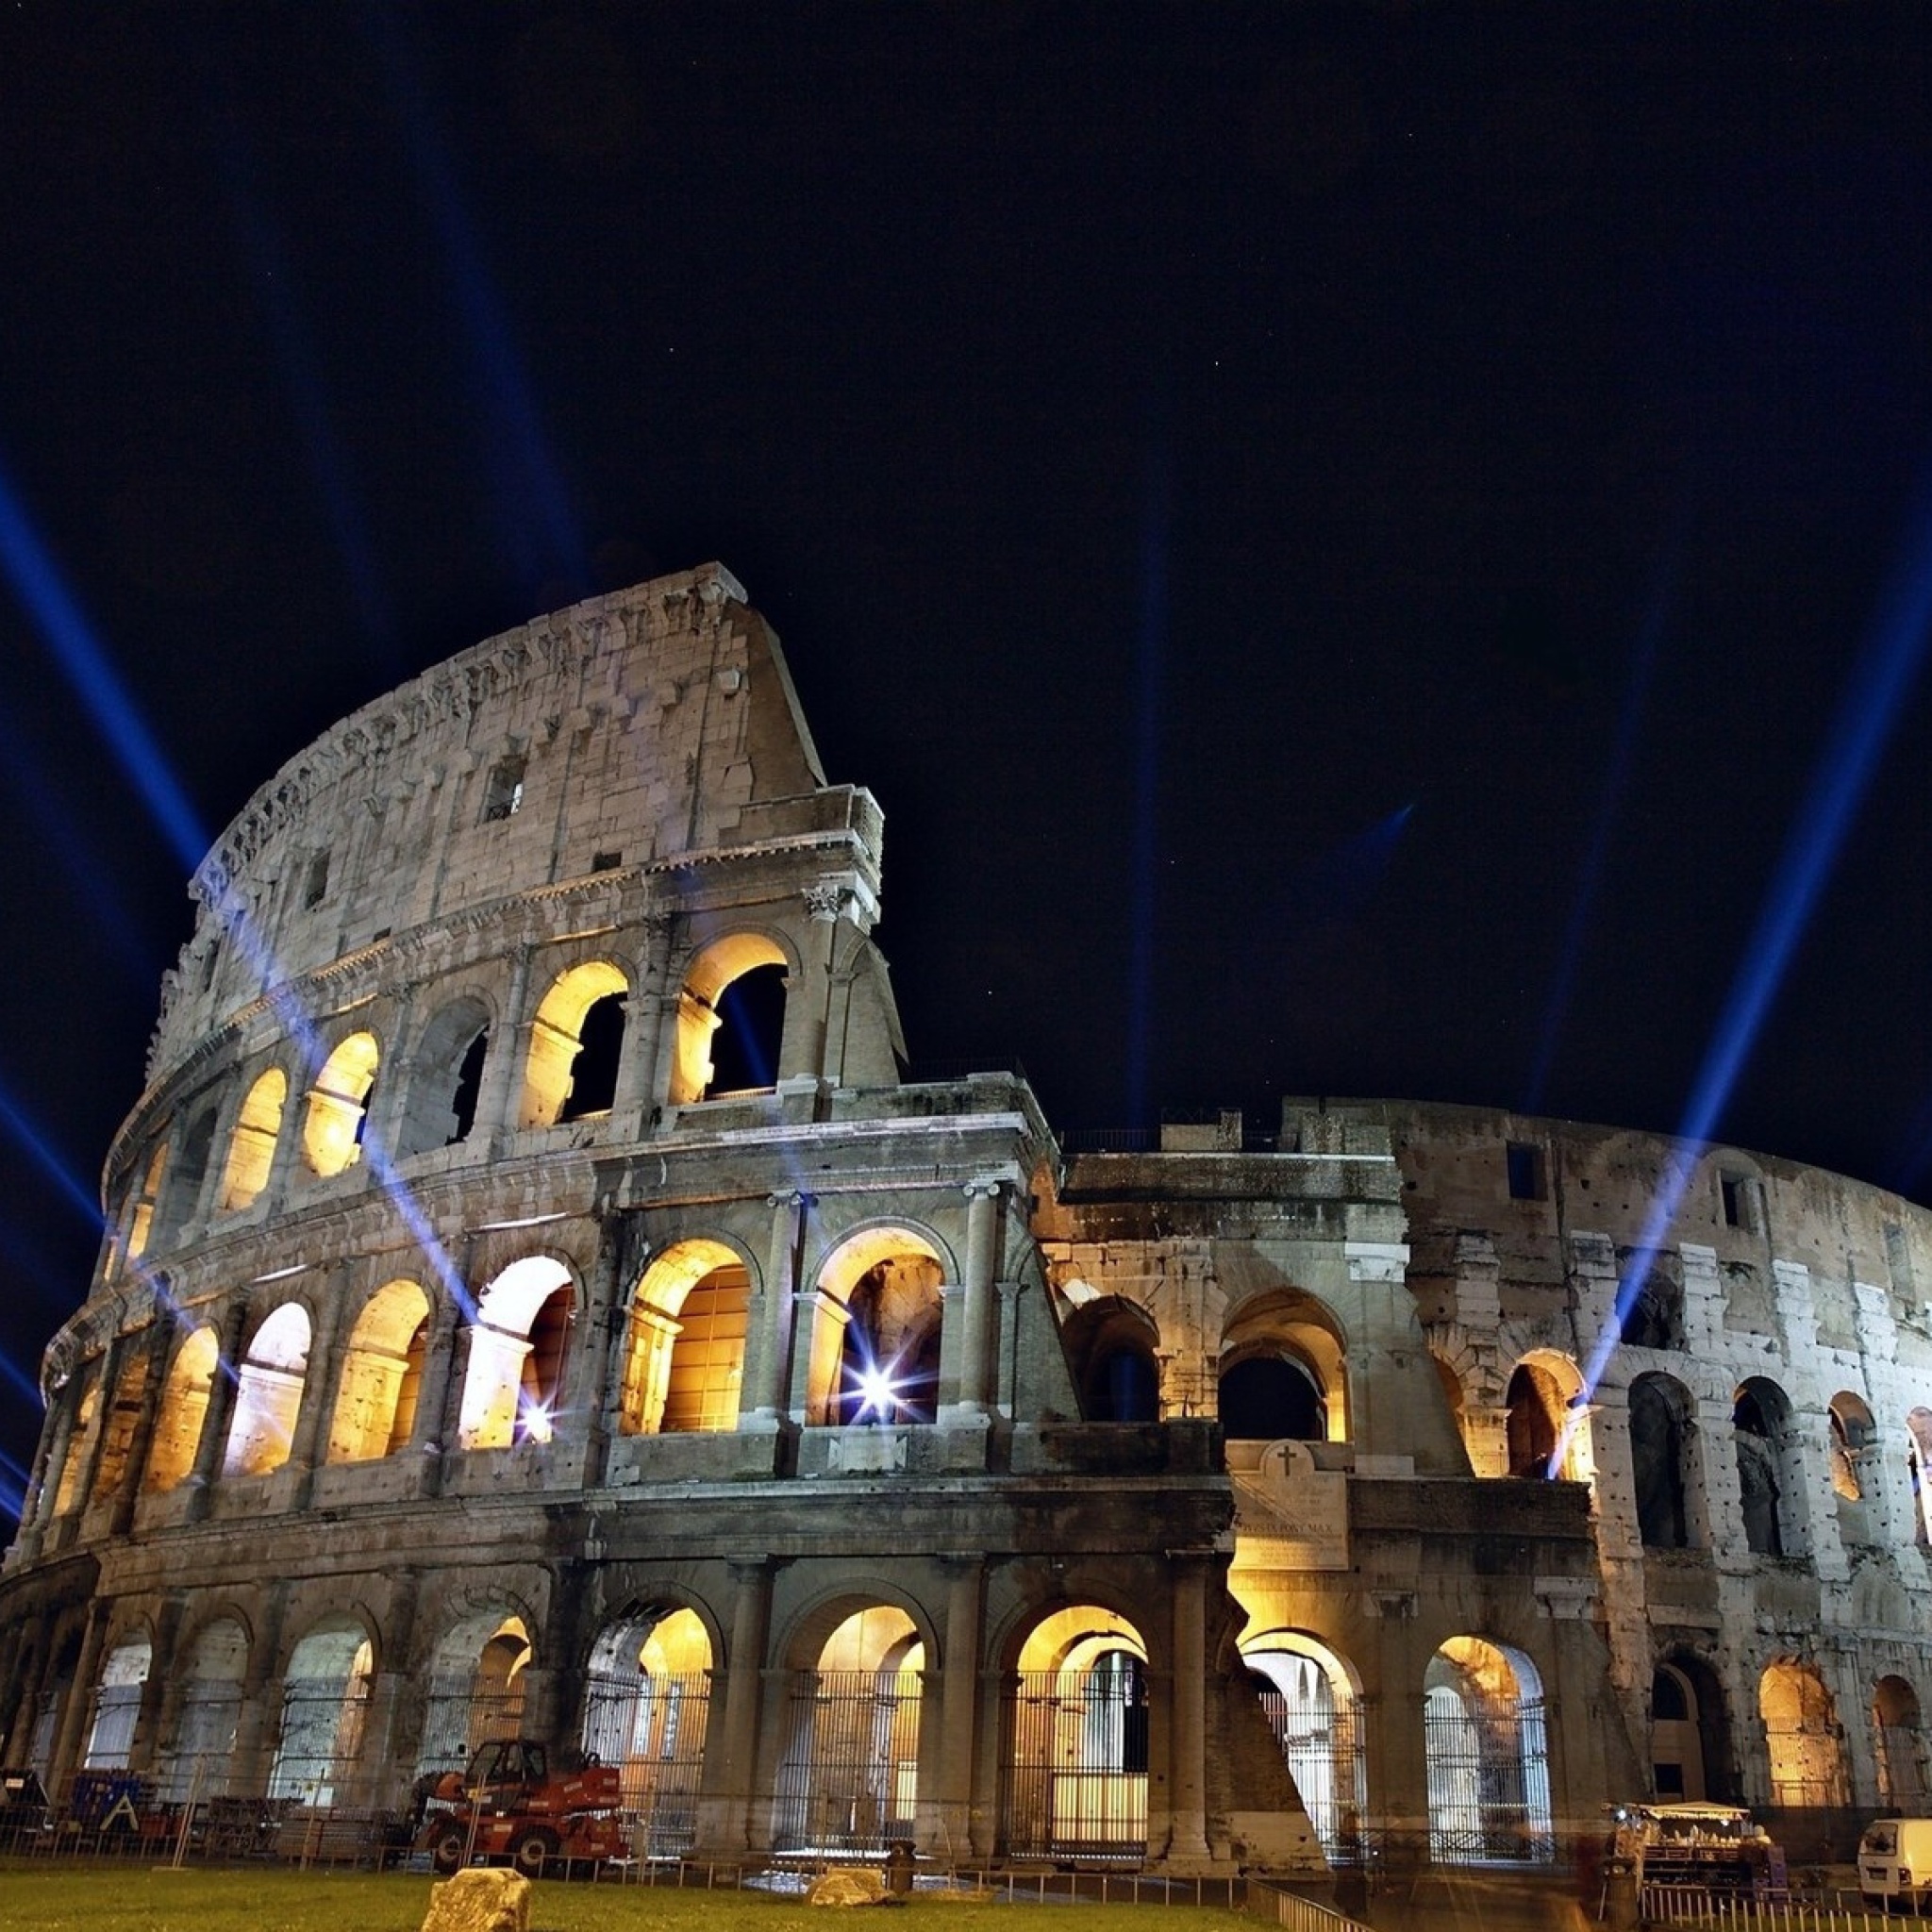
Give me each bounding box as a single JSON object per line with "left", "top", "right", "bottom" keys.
{"left": 1629, "top": 1373, "right": 1695, "bottom": 1549}
{"left": 223, "top": 1304, "right": 312, "bottom": 1478}
{"left": 145, "top": 1326, "right": 219, "bottom": 1491}
{"left": 393, "top": 1000, "right": 491, "bottom": 1157}
{"left": 1002, "top": 1604, "right": 1149, "bottom": 1862}
{"left": 1619, "top": 1269, "right": 1682, "bottom": 1352}
{"left": 157, "top": 1103, "right": 220, "bottom": 1243}
{"left": 1759, "top": 1658, "right": 1848, "bottom": 1809}
{"left": 620, "top": 1241, "right": 750, "bottom": 1436}
{"left": 1060, "top": 1295, "right": 1162, "bottom": 1423}
{"left": 326, "top": 1281, "right": 431, "bottom": 1462}
{"left": 303, "top": 1032, "right": 380, "bottom": 1177}
{"left": 1424, "top": 1637, "right": 1553, "bottom": 1864}
{"left": 519, "top": 962, "right": 628, "bottom": 1127}
{"left": 1217, "top": 1291, "right": 1347, "bottom": 1442}
{"left": 582, "top": 1607, "right": 713, "bottom": 1856}
{"left": 1733, "top": 1378, "right": 1796, "bottom": 1557}
{"left": 805, "top": 1230, "right": 946, "bottom": 1426}
{"left": 88, "top": 1349, "right": 150, "bottom": 1506}
{"left": 458, "top": 1257, "right": 575, "bottom": 1450}
{"left": 121, "top": 1144, "right": 167, "bottom": 1268}
{"left": 667, "top": 934, "right": 789, "bottom": 1105}
{"left": 218, "top": 1069, "right": 287, "bottom": 1211}
{"left": 774, "top": 1603, "right": 924, "bottom": 1855}
{"left": 1649, "top": 1652, "right": 1734, "bottom": 1802}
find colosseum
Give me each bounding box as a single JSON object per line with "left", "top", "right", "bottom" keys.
{"left": 2, "top": 561, "right": 1929, "bottom": 1876}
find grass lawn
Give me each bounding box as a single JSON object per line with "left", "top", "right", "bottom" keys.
{"left": 0, "top": 1865, "right": 1265, "bottom": 1932}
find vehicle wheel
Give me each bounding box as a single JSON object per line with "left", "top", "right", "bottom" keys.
{"left": 430, "top": 1824, "right": 468, "bottom": 1875}
{"left": 511, "top": 1826, "right": 558, "bottom": 1877}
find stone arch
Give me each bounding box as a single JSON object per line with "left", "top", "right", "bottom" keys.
{"left": 619, "top": 1238, "right": 753, "bottom": 1435}
{"left": 1241, "top": 1628, "right": 1367, "bottom": 1860}
{"left": 1907, "top": 1408, "right": 1932, "bottom": 1547}
{"left": 158, "top": 1614, "right": 249, "bottom": 1800}
{"left": 268, "top": 1612, "right": 375, "bottom": 1806}
{"left": 1650, "top": 1652, "right": 1737, "bottom": 1801}
{"left": 1507, "top": 1351, "right": 1590, "bottom": 1483}
{"left": 1619, "top": 1265, "right": 1682, "bottom": 1352}
{"left": 416, "top": 1608, "right": 533, "bottom": 1781}
{"left": 81, "top": 1628, "right": 152, "bottom": 1770}
{"left": 1828, "top": 1391, "right": 1874, "bottom": 1502}
{"left": 393, "top": 995, "right": 492, "bottom": 1157}
{"left": 1874, "top": 1674, "right": 1929, "bottom": 1809}
{"left": 1002, "top": 1602, "right": 1151, "bottom": 1862}
{"left": 1424, "top": 1636, "right": 1554, "bottom": 1865}
{"left": 1059, "top": 1295, "right": 1162, "bottom": 1423}
{"left": 520, "top": 960, "right": 628, "bottom": 1128}
{"left": 774, "top": 1599, "right": 927, "bottom": 1855}
{"left": 223, "top": 1301, "right": 313, "bottom": 1478}
{"left": 806, "top": 1224, "right": 948, "bottom": 1426}
{"left": 458, "top": 1255, "right": 576, "bottom": 1450}
{"left": 121, "top": 1142, "right": 168, "bottom": 1268}
{"left": 582, "top": 1603, "right": 714, "bottom": 1855}
{"left": 88, "top": 1345, "right": 151, "bottom": 1505}
{"left": 1218, "top": 1289, "right": 1347, "bottom": 1442}
{"left": 144, "top": 1324, "right": 220, "bottom": 1491}
{"left": 1629, "top": 1371, "right": 1698, "bottom": 1549}
{"left": 302, "top": 1031, "right": 380, "bottom": 1178}
{"left": 1733, "top": 1376, "right": 1798, "bottom": 1557}
{"left": 1759, "top": 1657, "right": 1848, "bottom": 1808}
{"left": 217, "top": 1067, "right": 287, "bottom": 1212}
{"left": 326, "top": 1279, "right": 432, "bottom": 1462}
{"left": 667, "top": 930, "right": 793, "bottom": 1105}
{"left": 157, "top": 1099, "right": 220, "bottom": 1243}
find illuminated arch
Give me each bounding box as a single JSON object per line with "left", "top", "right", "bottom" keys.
{"left": 805, "top": 1225, "right": 946, "bottom": 1425}
{"left": 82, "top": 1631, "right": 151, "bottom": 1770}
{"left": 1424, "top": 1637, "right": 1553, "bottom": 1865}
{"left": 457, "top": 1257, "right": 575, "bottom": 1450}
{"left": 416, "top": 1611, "right": 532, "bottom": 1781}
{"left": 619, "top": 1239, "right": 750, "bottom": 1435}
{"left": 1241, "top": 1629, "right": 1366, "bottom": 1859}
{"left": 302, "top": 1032, "right": 380, "bottom": 1177}
{"left": 1828, "top": 1390, "right": 1874, "bottom": 1503}
{"left": 1219, "top": 1290, "right": 1348, "bottom": 1442}
{"left": 268, "top": 1614, "right": 374, "bottom": 1806}
{"left": 583, "top": 1606, "right": 714, "bottom": 1854}
{"left": 1875, "top": 1674, "right": 1929, "bottom": 1809}
{"left": 158, "top": 1616, "right": 248, "bottom": 1800}
{"left": 1004, "top": 1604, "right": 1150, "bottom": 1861}
{"left": 218, "top": 1068, "right": 287, "bottom": 1212}
{"left": 144, "top": 1325, "right": 220, "bottom": 1491}
{"left": 667, "top": 932, "right": 790, "bottom": 1105}
{"left": 520, "top": 961, "right": 629, "bottom": 1127}
{"left": 223, "top": 1302, "right": 312, "bottom": 1478}
{"left": 326, "top": 1280, "right": 431, "bottom": 1462}
{"left": 774, "top": 1602, "right": 925, "bottom": 1855}
{"left": 1060, "top": 1296, "right": 1162, "bottom": 1423}
{"left": 1506, "top": 1351, "right": 1591, "bottom": 1483}
{"left": 1759, "top": 1657, "right": 1848, "bottom": 1808}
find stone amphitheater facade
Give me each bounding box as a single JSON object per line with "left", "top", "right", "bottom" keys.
{"left": 3, "top": 562, "right": 1929, "bottom": 1873}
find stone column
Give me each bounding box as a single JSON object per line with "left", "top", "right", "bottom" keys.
{"left": 23, "top": 1379, "right": 81, "bottom": 1542}
{"left": 46, "top": 1601, "right": 109, "bottom": 1802}
{"left": 747, "top": 1192, "right": 808, "bottom": 1424}
{"left": 950, "top": 1180, "right": 1003, "bottom": 1418}
{"left": 926, "top": 1559, "right": 984, "bottom": 1858}
{"left": 1166, "top": 1555, "right": 1211, "bottom": 1864}
{"left": 366, "top": 1567, "right": 423, "bottom": 1806}
{"left": 697, "top": 1557, "right": 774, "bottom": 1855}
{"left": 573, "top": 1224, "right": 633, "bottom": 1485}
{"left": 127, "top": 1594, "right": 184, "bottom": 1776}
{"left": 68, "top": 1329, "right": 130, "bottom": 1520}
{"left": 258, "top": 1055, "right": 310, "bottom": 1216}
{"left": 288, "top": 1277, "right": 349, "bottom": 1486}
{"left": 790, "top": 882, "right": 846, "bottom": 1082}
{"left": 110, "top": 1319, "right": 177, "bottom": 1531}
{"left": 475, "top": 944, "right": 534, "bottom": 1147}
{"left": 228, "top": 1585, "right": 289, "bottom": 1797}
{"left": 187, "top": 1298, "right": 253, "bottom": 1518}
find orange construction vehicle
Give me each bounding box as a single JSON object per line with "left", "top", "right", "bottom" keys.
{"left": 419, "top": 1739, "right": 626, "bottom": 1876}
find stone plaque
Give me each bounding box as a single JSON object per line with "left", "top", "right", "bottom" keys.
{"left": 1231, "top": 1439, "right": 1348, "bottom": 1571}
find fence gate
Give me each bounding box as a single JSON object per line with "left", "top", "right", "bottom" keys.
{"left": 1424, "top": 1689, "right": 1554, "bottom": 1865}
{"left": 773, "top": 1669, "right": 922, "bottom": 1854}
{"left": 580, "top": 1669, "right": 711, "bottom": 1857}
{"left": 1003, "top": 1661, "right": 1149, "bottom": 1864}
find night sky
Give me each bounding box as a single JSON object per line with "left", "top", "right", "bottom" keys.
{"left": 2, "top": 6, "right": 1931, "bottom": 1515}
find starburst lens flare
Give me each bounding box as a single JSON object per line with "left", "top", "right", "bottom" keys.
{"left": 850, "top": 1360, "right": 902, "bottom": 1423}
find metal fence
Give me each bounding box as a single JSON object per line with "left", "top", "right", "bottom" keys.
{"left": 771, "top": 1668, "right": 922, "bottom": 1855}
{"left": 1422, "top": 1692, "right": 1555, "bottom": 1865}
{"left": 1002, "top": 1665, "right": 1149, "bottom": 1862}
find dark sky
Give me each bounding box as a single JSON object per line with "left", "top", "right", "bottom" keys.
{"left": 2, "top": 5, "right": 1931, "bottom": 1512}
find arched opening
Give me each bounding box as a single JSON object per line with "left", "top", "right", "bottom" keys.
{"left": 1874, "top": 1675, "right": 1928, "bottom": 1809}
{"left": 1828, "top": 1391, "right": 1874, "bottom": 1502}
{"left": 416, "top": 1613, "right": 531, "bottom": 1782}
{"left": 1218, "top": 1291, "right": 1347, "bottom": 1442}
{"left": 1061, "top": 1297, "right": 1162, "bottom": 1423}
{"left": 218, "top": 1069, "right": 287, "bottom": 1212}
{"left": 393, "top": 1000, "right": 491, "bottom": 1157}
{"left": 223, "top": 1303, "right": 312, "bottom": 1479}
{"left": 1629, "top": 1373, "right": 1696, "bottom": 1549}
{"left": 158, "top": 1104, "right": 219, "bottom": 1243}
{"left": 1733, "top": 1378, "right": 1794, "bottom": 1557}
{"left": 807, "top": 1228, "right": 946, "bottom": 1426}
{"left": 619, "top": 1240, "right": 749, "bottom": 1435}
{"left": 158, "top": 1618, "right": 247, "bottom": 1801}
{"left": 1243, "top": 1631, "right": 1366, "bottom": 1860}
{"left": 89, "top": 1349, "right": 150, "bottom": 1505}
{"left": 1506, "top": 1354, "right": 1590, "bottom": 1482}
{"left": 582, "top": 1606, "right": 713, "bottom": 1856}
{"left": 667, "top": 933, "right": 789, "bottom": 1105}
{"left": 1759, "top": 1658, "right": 1848, "bottom": 1809}
{"left": 1650, "top": 1651, "right": 1735, "bottom": 1803}
{"left": 268, "top": 1617, "right": 374, "bottom": 1807}
{"left": 1619, "top": 1269, "right": 1682, "bottom": 1351}
{"left": 458, "top": 1257, "right": 574, "bottom": 1450}
{"left": 121, "top": 1144, "right": 167, "bottom": 1268}
{"left": 52, "top": 1371, "right": 99, "bottom": 1516}
{"left": 519, "top": 962, "right": 628, "bottom": 1128}
{"left": 82, "top": 1634, "right": 151, "bottom": 1770}
{"left": 302, "top": 1032, "right": 380, "bottom": 1178}
{"left": 144, "top": 1326, "right": 219, "bottom": 1491}
{"left": 1424, "top": 1637, "right": 1554, "bottom": 1865}
{"left": 1004, "top": 1604, "right": 1149, "bottom": 1863}
{"left": 1908, "top": 1409, "right": 1932, "bottom": 1548}
{"left": 774, "top": 1604, "right": 924, "bottom": 1855}
{"left": 326, "top": 1281, "right": 431, "bottom": 1462}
